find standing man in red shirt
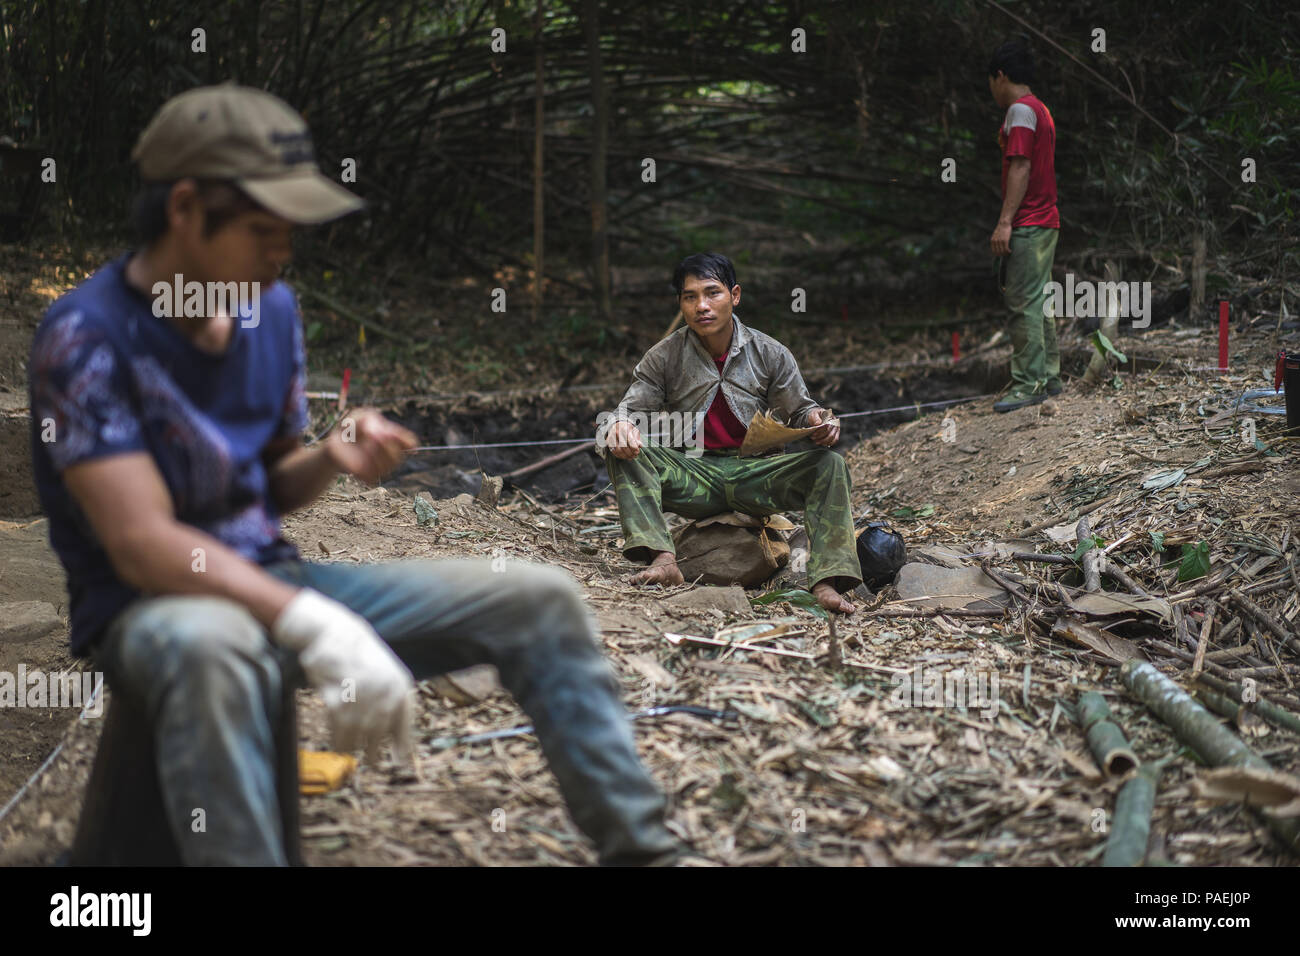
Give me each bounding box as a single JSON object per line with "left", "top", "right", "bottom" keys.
{"left": 988, "top": 37, "right": 1061, "bottom": 412}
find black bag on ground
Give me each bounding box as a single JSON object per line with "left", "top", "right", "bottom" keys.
{"left": 856, "top": 522, "right": 906, "bottom": 588}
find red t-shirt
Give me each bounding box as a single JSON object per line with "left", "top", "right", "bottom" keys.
{"left": 998, "top": 94, "right": 1058, "bottom": 229}
{"left": 702, "top": 355, "right": 748, "bottom": 449}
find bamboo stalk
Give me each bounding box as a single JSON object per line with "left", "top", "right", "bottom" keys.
{"left": 1119, "top": 660, "right": 1300, "bottom": 853}
{"left": 1193, "top": 673, "right": 1300, "bottom": 736}
{"left": 1103, "top": 760, "right": 1166, "bottom": 867}
{"left": 1078, "top": 691, "right": 1139, "bottom": 777}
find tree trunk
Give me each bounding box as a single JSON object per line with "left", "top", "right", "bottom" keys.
{"left": 1189, "top": 229, "right": 1207, "bottom": 325}
{"left": 532, "top": 0, "right": 545, "bottom": 325}
{"left": 583, "top": 0, "right": 612, "bottom": 321}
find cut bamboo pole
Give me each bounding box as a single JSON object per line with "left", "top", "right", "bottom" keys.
{"left": 1103, "top": 760, "right": 1166, "bottom": 867}
{"left": 1078, "top": 691, "right": 1139, "bottom": 777}
{"left": 1193, "top": 672, "right": 1300, "bottom": 736}
{"left": 1119, "top": 660, "right": 1300, "bottom": 854}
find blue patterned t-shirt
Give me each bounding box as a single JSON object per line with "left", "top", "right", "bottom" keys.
{"left": 28, "top": 254, "right": 309, "bottom": 655}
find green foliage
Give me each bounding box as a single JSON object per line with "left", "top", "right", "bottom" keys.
{"left": 891, "top": 504, "right": 936, "bottom": 520}
{"left": 1091, "top": 331, "right": 1127, "bottom": 364}
{"left": 751, "top": 587, "right": 829, "bottom": 620}
{"left": 1177, "top": 541, "right": 1211, "bottom": 582}
{"left": 1073, "top": 535, "right": 1105, "bottom": 563}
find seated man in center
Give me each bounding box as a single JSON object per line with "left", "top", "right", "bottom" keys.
{"left": 599, "top": 252, "right": 861, "bottom": 614}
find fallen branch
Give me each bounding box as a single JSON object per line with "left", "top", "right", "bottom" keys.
{"left": 297, "top": 285, "right": 402, "bottom": 341}
{"left": 861, "top": 607, "right": 1004, "bottom": 619}
{"left": 1104, "top": 562, "right": 1151, "bottom": 598}
{"left": 1010, "top": 552, "right": 1073, "bottom": 565}
{"left": 1228, "top": 588, "right": 1300, "bottom": 656}
{"left": 504, "top": 441, "right": 593, "bottom": 481}
{"left": 1077, "top": 516, "right": 1103, "bottom": 591}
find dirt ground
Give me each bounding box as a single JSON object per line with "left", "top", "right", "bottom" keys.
{"left": 1, "top": 242, "right": 1298, "bottom": 866}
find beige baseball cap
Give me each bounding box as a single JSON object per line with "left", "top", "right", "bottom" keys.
{"left": 131, "top": 83, "right": 364, "bottom": 225}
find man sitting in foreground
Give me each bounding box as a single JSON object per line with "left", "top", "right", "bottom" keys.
{"left": 29, "top": 83, "right": 678, "bottom": 866}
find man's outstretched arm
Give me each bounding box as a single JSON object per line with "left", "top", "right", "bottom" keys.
{"left": 263, "top": 407, "right": 417, "bottom": 513}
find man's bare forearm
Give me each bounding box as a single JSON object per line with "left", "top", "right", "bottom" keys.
{"left": 999, "top": 160, "right": 1030, "bottom": 224}
{"left": 268, "top": 441, "right": 341, "bottom": 513}
{"left": 113, "top": 519, "right": 299, "bottom": 628}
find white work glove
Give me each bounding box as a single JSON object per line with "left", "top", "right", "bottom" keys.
{"left": 272, "top": 589, "right": 415, "bottom": 766}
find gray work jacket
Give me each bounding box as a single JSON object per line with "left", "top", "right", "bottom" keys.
{"left": 598, "top": 315, "right": 821, "bottom": 454}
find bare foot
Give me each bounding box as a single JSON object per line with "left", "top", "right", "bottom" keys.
{"left": 812, "top": 580, "right": 856, "bottom": 614}
{"left": 630, "top": 551, "right": 685, "bottom": 587}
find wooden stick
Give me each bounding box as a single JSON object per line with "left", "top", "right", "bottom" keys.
{"left": 297, "top": 286, "right": 401, "bottom": 340}
{"left": 503, "top": 440, "right": 592, "bottom": 481}
{"left": 1104, "top": 562, "right": 1151, "bottom": 598}
{"left": 1191, "top": 604, "right": 1214, "bottom": 679}
{"left": 662, "top": 309, "right": 683, "bottom": 339}
{"left": 861, "top": 607, "right": 1005, "bottom": 619}
{"left": 1023, "top": 496, "right": 1110, "bottom": 537}
{"left": 1228, "top": 589, "right": 1300, "bottom": 655}
{"left": 1010, "top": 552, "right": 1073, "bottom": 565}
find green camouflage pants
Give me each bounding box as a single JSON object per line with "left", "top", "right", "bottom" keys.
{"left": 997, "top": 224, "right": 1060, "bottom": 392}
{"left": 606, "top": 445, "right": 862, "bottom": 592}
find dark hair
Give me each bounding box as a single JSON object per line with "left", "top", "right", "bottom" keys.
{"left": 672, "top": 252, "right": 738, "bottom": 296}
{"left": 988, "top": 36, "right": 1035, "bottom": 85}
{"left": 130, "top": 179, "right": 267, "bottom": 245}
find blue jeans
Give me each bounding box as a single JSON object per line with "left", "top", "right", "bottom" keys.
{"left": 92, "top": 558, "right": 676, "bottom": 866}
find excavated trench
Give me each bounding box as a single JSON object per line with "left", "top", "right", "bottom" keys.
{"left": 383, "top": 349, "right": 1142, "bottom": 503}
